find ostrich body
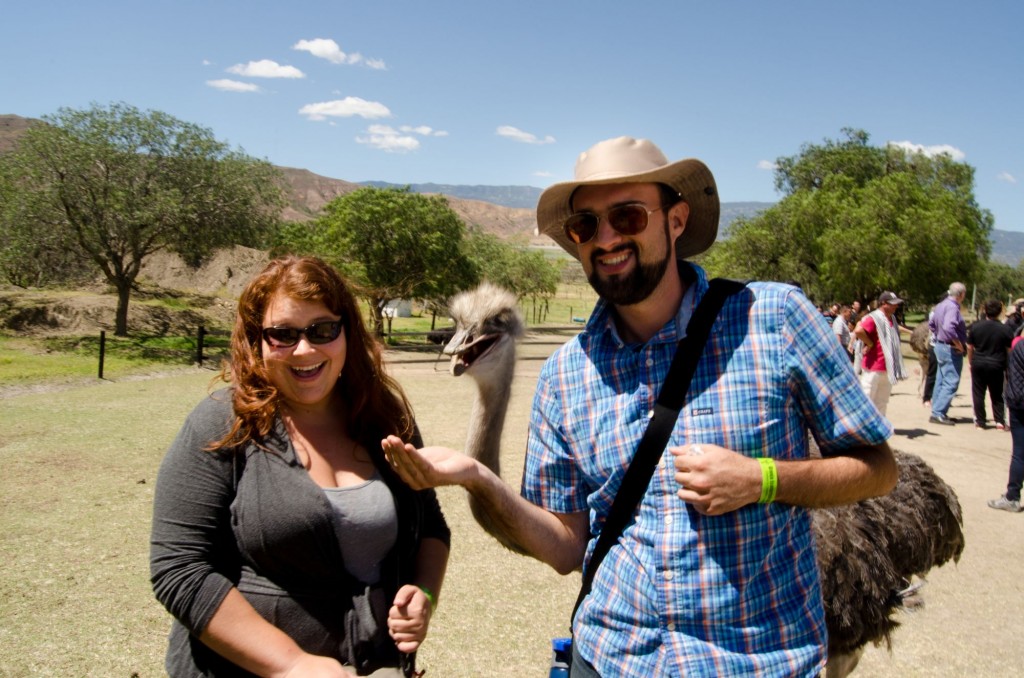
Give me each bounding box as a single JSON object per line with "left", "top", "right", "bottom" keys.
{"left": 908, "top": 323, "right": 931, "bottom": 396}
{"left": 444, "top": 284, "right": 964, "bottom": 676}
{"left": 813, "top": 450, "right": 964, "bottom": 676}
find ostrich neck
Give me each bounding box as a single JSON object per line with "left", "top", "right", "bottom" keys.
{"left": 465, "top": 359, "right": 514, "bottom": 478}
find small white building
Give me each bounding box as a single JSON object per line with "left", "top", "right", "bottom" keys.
{"left": 382, "top": 299, "right": 413, "bottom": 318}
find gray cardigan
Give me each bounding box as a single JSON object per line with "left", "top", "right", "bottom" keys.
{"left": 150, "top": 390, "right": 450, "bottom": 677}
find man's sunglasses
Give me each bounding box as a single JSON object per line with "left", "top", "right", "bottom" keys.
{"left": 562, "top": 203, "right": 668, "bottom": 245}
{"left": 261, "top": 320, "right": 344, "bottom": 348}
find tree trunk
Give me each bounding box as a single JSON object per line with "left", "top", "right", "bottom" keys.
{"left": 370, "top": 297, "right": 386, "bottom": 338}
{"left": 114, "top": 277, "right": 132, "bottom": 337}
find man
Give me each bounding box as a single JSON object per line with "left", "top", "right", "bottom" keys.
{"left": 967, "top": 299, "right": 1013, "bottom": 430}
{"left": 929, "top": 282, "right": 968, "bottom": 425}
{"left": 852, "top": 292, "right": 909, "bottom": 416}
{"left": 384, "top": 137, "right": 897, "bottom": 676}
{"left": 832, "top": 304, "right": 853, "bottom": 359}
{"left": 1005, "top": 298, "right": 1024, "bottom": 337}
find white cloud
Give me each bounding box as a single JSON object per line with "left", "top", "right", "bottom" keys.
{"left": 293, "top": 38, "right": 387, "bottom": 69}
{"left": 293, "top": 38, "right": 349, "bottom": 64}
{"left": 533, "top": 171, "right": 554, "bottom": 178}
{"left": 207, "top": 79, "right": 261, "bottom": 93}
{"left": 356, "top": 124, "right": 421, "bottom": 152}
{"left": 757, "top": 160, "right": 776, "bottom": 171}
{"left": 497, "top": 126, "right": 555, "bottom": 145}
{"left": 887, "top": 140, "right": 966, "bottom": 161}
{"left": 398, "top": 125, "right": 448, "bottom": 137}
{"left": 227, "top": 59, "right": 305, "bottom": 79}
{"left": 299, "top": 98, "right": 392, "bottom": 121}
{"left": 998, "top": 172, "right": 1018, "bottom": 184}
{"left": 202, "top": 59, "right": 213, "bottom": 66}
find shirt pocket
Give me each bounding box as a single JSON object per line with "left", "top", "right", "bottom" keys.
{"left": 679, "top": 375, "right": 786, "bottom": 457}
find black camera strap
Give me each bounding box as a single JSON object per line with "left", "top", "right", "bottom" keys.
{"left": 571, "top": 278, "right": 747, "bottom": 626}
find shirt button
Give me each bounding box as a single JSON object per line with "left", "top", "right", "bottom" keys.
{"left": 665, "top": 515, "right": 673, "bottom": 525}
{"left": 667, "top": 622, "right": 676, "bottom": 631}
{"left": 666, "top": 571, "right": 674, "bottom": 580}
{"left": 647, "top": 409, "right": 654, "bottom": 419}
{"left": 646, "top": 358, "right": 654, "bottom": 367}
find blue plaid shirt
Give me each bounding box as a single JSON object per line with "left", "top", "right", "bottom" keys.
{"left": 522, "top": 263, "right": 892, "bottom": 677}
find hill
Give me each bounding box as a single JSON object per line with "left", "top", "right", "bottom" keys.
{"left": 3, "top": 113, "right": 1018, "bottom": 255}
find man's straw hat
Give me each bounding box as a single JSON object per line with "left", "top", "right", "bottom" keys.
{"left": 536, "top": 136, "right": 719, "bottom": 261}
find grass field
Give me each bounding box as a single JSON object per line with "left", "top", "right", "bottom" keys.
{"left": 6, "top": 287, "right": 1009, "bottom": 676}
{"left": 0, "top": 282, "right": 598, "bottom": 675}
{"left": 0, "top": 320, "right": 586, "bottom": 677}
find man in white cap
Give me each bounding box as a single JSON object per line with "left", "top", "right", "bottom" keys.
{"left": 853, "top": 291, "right": 909, "bottom": 416}
{"left": 384, "top": 137, "right": 896, "bottom": 676}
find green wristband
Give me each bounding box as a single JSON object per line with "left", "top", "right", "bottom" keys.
{"left": 419, "top": 585, "right": 436, "bottom": 610}
{"left": 757, "top": 457, "right": 778, "bottom": 504}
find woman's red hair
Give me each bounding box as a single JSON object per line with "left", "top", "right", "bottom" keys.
{"left": 211, "top": 256, "right": 415, "bottom": 450}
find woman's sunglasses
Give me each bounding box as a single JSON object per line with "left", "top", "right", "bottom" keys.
{"left": 562, "top": 203, "right": 668, "bottom": 245}
{"left": 262, "top": 320, "right": 344, "bottom": 348}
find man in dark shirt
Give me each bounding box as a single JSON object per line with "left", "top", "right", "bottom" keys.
{"left": 967, "top": 299, "right": 1014, "bottom": 429}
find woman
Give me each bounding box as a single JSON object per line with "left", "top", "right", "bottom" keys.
{"left": 989, "top": 335, "right": 1024, "bottom": 513}
{"left": 966, "top": 299, "right": 1012, "bottom": 430}
{"left": 151, "top": 256, "right": 450, "bottom": 677}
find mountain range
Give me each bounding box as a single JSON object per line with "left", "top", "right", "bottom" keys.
{"left": 2, "top": 113, "right": 1021, "bottom": 264}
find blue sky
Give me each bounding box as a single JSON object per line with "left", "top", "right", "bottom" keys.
{"left": 2, "top": 1, "right": 1021, "bottom": 230}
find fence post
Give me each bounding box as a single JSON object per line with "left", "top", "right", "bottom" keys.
{"left": 98, "top": 331, "right": 106, "bottom": 380}
{"left": 196, "top": 325, "right": 206, "bottom": 366}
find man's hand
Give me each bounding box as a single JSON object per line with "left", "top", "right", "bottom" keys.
{"left": 670, "top": 443, "right": 762, "bottom": 515}
{"left": 382, "top": 435, "right": 478, "bottom": 490}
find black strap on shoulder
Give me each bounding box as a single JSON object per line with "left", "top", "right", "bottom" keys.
{"left": 571, "top": 278, "right": 747, "bottom": 625}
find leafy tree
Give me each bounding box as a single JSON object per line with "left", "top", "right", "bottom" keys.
{"left": 974, "top": 261, "right": 1024, "bottom": 311}
{"left": 708, "top": 128, "right": 993, "bottom": 308}
{"left": 0, "top": 102, "right": 284, "bottom": 335}
{"left": 0, "top": 160, "right": 92, "bottom": 286}
{"left": 462, "top": 228, "right": 560, "bottom": 318}
{"left": 315, "top": 186, "right": 477, "bottom": 335}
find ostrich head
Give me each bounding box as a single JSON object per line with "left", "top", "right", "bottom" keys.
{"left": 444, "top": 282, "right": 524, "bottom": 379}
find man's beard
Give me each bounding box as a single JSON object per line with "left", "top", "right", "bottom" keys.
{"left": 586, "top": 222, "right": 672, "bottom": 306}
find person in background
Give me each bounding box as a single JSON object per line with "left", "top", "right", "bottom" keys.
{"left": 832, "top": 304, "right": 854, "bottom": 360}
{"left": 1005, "top": 298, "right": 1024, "bottom": 336}
{"left": 929, "top": 282, "right": 968, "bottom": 425}
{"left": 967, "top": 299, "right": 1013, "bottom": 430}
{"left": 853, "top": 291, "right": 909, "bottom": 416}
{"left": 150, "top": 256, "right": 450, "bottom": 678}
{"left": 989, "top": 335, "right": 1024, "bottom": 513}
{"left": 384, "top": 136, "right": 896, "bottom": 677}
{"left": 922, "top": 307, "right": 939, "bottom": 409}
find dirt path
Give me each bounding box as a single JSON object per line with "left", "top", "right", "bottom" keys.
{"left": 849, "top": 366, "right": 1023, "bottom": 675}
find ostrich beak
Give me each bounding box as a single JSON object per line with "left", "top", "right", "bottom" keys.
{"left": 444, "top": 330, "right": 502, "bottom": 377}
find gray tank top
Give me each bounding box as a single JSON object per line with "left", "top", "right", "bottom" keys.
{"left": 323, "top": 475, "right": 398, "bottom": 584}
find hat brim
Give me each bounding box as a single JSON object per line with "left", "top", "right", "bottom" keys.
{"left": 536, "top": 158, "right": 720, "bottom": 261}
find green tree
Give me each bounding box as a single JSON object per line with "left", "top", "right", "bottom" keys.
{"left": 462, "top": 228, "right": 560, "bottom": 320}
{"left": 708, "top": 128, "right": 993, "bottom": 307}
{"left": 315, "top": 186, "right": 477, "bottom": 335}
{"left": 974, "top": 261, "right": 1024, "bottom": 311}
{"left": 0, "top": 102, "right": 284, "bottom": 335}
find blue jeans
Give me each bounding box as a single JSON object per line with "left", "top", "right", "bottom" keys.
{"left": 931, "top": 342, "right": 963, "bottom": 418}
{"left": 1007, "top": 408, "right": 1024, "bottom": 502}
